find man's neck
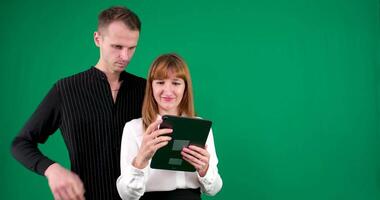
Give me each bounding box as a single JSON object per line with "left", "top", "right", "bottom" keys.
{"left": 95, "top": 64, "right": 121, "bottom": 83}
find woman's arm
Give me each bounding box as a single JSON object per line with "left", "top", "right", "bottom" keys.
{"left": 116, "top": 119, "right": 173, "bottom": 199}
{"left": 116, "top": 120, "right": 147, "bottom": 200}
{"left": 181, "top": 129, "right": 223, "bottom": 196}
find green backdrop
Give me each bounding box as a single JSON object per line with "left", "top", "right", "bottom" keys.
{"left": 0, "top": 0, "right": 379, "bottom": 199}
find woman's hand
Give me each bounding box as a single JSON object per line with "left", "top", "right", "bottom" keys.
{"left": 181, "top": 145, "right": 210, "bottom": 177}
{"left": 133, "top": 119, "right": 172, "bottom": 169}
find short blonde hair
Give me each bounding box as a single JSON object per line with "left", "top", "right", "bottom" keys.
{"left": 142, "top": 53, "right": 195, "bottom": 130}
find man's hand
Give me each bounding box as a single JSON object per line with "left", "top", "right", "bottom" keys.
{"left": 44, "top": 163, "right": 85, "bottom": 200}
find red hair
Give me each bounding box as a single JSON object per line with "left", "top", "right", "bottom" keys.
{"left": 142, "top": 53, "right": 195, "bottom": 130}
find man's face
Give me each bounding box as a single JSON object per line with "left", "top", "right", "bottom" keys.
{"left": 94, "top": 21, "right": 140, "bottom": 73}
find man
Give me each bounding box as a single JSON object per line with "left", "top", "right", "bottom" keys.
{"left": 11, "top": 6, "right": 145, "bottom": 200}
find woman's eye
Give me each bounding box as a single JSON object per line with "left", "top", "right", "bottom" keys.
{"left": 173, "top": 82, "right": 181, "bottom": 85}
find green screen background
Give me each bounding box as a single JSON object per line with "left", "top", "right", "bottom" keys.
{"left": 0, "top": 0, "right": 379, "bottom": 199}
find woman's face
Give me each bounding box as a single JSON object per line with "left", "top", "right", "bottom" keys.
{"left": 152, "top": 72, "right": 186, "bottom": 116}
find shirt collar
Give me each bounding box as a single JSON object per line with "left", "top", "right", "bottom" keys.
{"left": 90, "top": 66, "right": 128, "bottom": 81}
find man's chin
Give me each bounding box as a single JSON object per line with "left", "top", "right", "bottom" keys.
{"left": 113, "top": 65, "right": 126, "bottom": 73}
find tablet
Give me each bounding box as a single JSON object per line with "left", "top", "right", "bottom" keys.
{"left": 150, "top": 115, "right": 212, "bottom": 172}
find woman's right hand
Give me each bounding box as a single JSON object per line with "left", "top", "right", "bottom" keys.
{"left": 133, "top": 119, "right": 172, "bottom": 169}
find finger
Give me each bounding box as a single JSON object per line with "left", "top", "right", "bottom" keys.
{"left": 74, "top": 185, "right": 85, "bottom": 200}
{"left": 182, "top": 147, "right": 207, "bottom": 162}
{"left": 189, "top": 145, "right": 209, "bottom": 155}
{"left": 156, "top": 136, "right": 172, "bottom": 143}
{"left": 57, "top": 186, "right": 70, "bottom": 200}
{"left": 154, "top": 141, "right": 170, "bottom": 150}
{"left": 181, "top": 151, "right": 206, "bottom": 166}
{"left": 79, "top": 180, "right": 86, "bottom": 200}
{"left": 75, "top": 191, "right": 85, "bottom": 200}
{"left": 66, "top": 185, "right": 77, "bottom": 199}
{"left": 78, "top": 193, "right": 86, "bottom": 200}
{"left": 188, "top": 145, "right": 210, "bottom": 159}
{"left": 72, "top": 177, "right": 85, "bottom": 200}
{"left": 182, "top": 155, "right": 204, "bottom": 170}
{"left": 148, "top": 136, "right": 171, "bottom": 146}
{"left": 147, "top": 135, "right": 171, "bottom": 147}
{"left": 182, "top": 156, "right": 196, "bottom": 166}
{"left": 145, "top": 119, "right": 162, "bottom": 135}
{"left": 52, "top": 189, "right": 62, "bottom": 200}
{"left": 151, "top": 128, "right": 173, "bottom": 138}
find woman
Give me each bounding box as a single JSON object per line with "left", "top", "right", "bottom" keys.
{"left": 117, "top": 53, "right": 222, "bottom": 200}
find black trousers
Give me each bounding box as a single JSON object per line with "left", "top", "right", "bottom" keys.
{"left": 140, "top": 188, "right": 201, "bottom": 200}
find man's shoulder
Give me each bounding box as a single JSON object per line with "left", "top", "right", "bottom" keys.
{"left": 56, "top": 68, "right": 93, "bottom": 85}
{"left": 124, "top": 72, "right": 146, "bottom": 85}
{"left": 54, "top": 68, "right": 146, "bottom": 89}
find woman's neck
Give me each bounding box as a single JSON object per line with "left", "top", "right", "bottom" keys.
{"left": 159, "top": 110, "right": 179, "bottom": 116}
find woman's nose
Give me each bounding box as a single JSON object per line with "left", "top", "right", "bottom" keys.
{"left": 163, "top": 83, "right": 173, "bottom": 91}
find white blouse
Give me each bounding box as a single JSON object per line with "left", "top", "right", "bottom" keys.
{"left": 116, "top": 118, "right": 223, "bottom": 200}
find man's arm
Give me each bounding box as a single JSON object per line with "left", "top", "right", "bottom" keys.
{"left": 11, "top": 83, "right": 85, "bottom": 200}
{"left": 11, "top": 83, "right": 61, "bottom": 175}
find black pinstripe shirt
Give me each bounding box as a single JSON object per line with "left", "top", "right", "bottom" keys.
{"left": 11, "top": 67, "right": 146, "bottom": 199}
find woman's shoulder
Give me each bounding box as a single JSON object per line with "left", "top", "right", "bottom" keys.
{"left": 124, "top": 117, "right": 143, "bottom": 129}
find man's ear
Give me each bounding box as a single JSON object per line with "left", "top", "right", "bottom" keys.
{"left": 94, "top": 31, "right": 101, "bottom": 47}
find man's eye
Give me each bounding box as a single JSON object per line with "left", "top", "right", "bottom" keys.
{"left": 112, "top": 45, "right": 122, "bottom": 49}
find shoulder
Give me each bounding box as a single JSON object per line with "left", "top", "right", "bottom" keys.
{"left": 122, "top": 72, "right": 146, "bottom": 99}
{"left": 55, "top": 68, "right": 93, "bottom": 87}
{"left": 124, "top": 118, "right": 143, "bottom": 130}
{"left": 125, "top": 72, "right": 146, "bottom": 83}
{"left": 123, "top": 72, "right": 146, "bottom": 90}
{"left": 123, "top": 118, "right": 144, "bottom": 138}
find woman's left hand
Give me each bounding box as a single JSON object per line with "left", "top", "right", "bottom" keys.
{"left": 181, "top": 145, "right": 210, "bottom": 177}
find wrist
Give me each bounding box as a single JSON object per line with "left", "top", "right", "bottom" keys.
{"left": 198, "top": 165, "right": 209, "bottom": 177}
{"left": 44, "top": 163, "right": 60, "bottom": 177}
{"left": 132, "top": 156, "right": 148, "bottom": 169}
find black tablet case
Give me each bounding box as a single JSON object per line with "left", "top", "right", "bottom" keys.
{"left": 150, "top": 115, "right": 212, "bottom": 172}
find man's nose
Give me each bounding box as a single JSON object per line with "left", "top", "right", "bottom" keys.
{"left": 120, "top": 49, "right": 129, "bottom": 60}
